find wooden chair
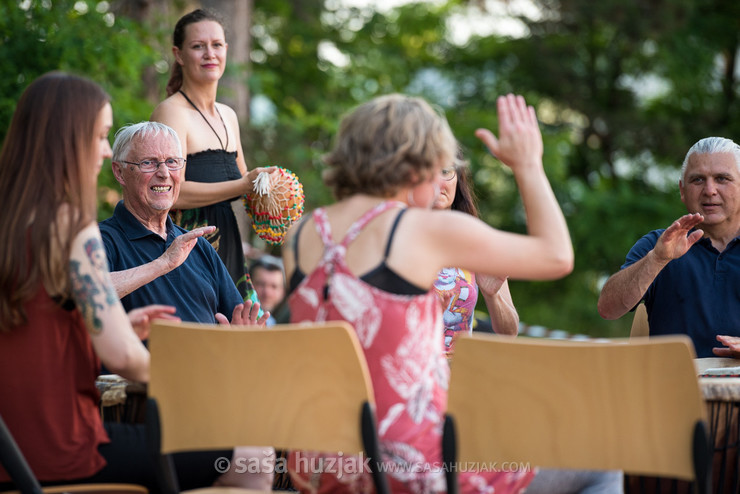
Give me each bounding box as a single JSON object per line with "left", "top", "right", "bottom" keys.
{"left": 0, "top": 414, "right": 147, "bottom": 494}
{"left": 146, "top": 320, "right": 389, "bottom": 494}
{"left": 630, "top": 303, "right": 650, "bottom": 338}
{"left": 442, "top": 334, "right": 712, "bottom": 494}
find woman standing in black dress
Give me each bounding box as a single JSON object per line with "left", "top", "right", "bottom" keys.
{"left": 151, "top": 8, "right": 272, "bottom": 304}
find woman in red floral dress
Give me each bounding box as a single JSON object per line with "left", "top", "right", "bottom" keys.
{"left": 284, "top": 93, "right": 573, "bottom": 494}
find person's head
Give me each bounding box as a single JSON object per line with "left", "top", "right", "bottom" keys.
{"left": 679, "top": 137, "right": 740, "bottom": 231}
{"left": 111, "top": 122, "right": 184, "bottom": 220}
{"left": 250, "top": 256, "right": 286, "bottom": 312}
{"left": 166, "top": 9, "right": 227, "bottom": 96}
{"left": 0, "top": 71, "right": 112, "bottom": 329}
{"left": 323, "top": 94, "right": 457, "bottom": 204}
{"left": 433, "top": 148, "right": 479, "bottom": 217}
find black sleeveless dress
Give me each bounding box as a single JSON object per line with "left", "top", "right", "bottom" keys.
{"left": 170, "top": 149, "right": 258, "bottom": 304}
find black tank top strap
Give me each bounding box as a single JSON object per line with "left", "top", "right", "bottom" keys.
{"left": 383, "top": 208, "right": 408, "bottom": 260}
{"left": 287, "top": 214, "right": 312, "bottom": 294}
{"left": 292, "top": 213, "right": 312, "bottom": 267}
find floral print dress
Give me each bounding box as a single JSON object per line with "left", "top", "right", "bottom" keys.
{"left": 287, "top": 201, "right": 535, "bottom": 494}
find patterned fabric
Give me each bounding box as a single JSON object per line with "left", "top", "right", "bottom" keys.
{"left": 433, "top": 268, "right": 478, "bottom": 356}
{"left": 287, "top": 201, "right": 534, "bottom": 494}
{"left": 172, "top": 149, "right": 259, "bottom": 306}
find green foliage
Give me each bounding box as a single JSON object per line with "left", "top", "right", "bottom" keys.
{"left": 2, "top": 0, "right": 738, "bottom": 336}
{"left": 0, "top": 0, "right": 160, "bottom": 220}
{"left": 247, "top": 1, "right": 462, "bottom": 212}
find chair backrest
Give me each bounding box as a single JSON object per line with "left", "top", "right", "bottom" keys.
{"left": 630, "top": 303, "right": 649, "bottom": 338}
{"left": 444, "top": 334, "right": 711, "bottom": 491}
{"left": 147, "top": 320, "right": 388, "bottom": 493}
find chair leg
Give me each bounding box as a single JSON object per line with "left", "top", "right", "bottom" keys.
{"left": 145, "top": 399, "right": 179, "bottom": 494}
{"left": 442, "top": 415, "right": 458, "bottom": 494}
{"left": 361, "top": 402, "right": 390, "bottom": 494}
{"left": 0, "top": 415, "right": 43, "bottom": 494}
{"left": 692, "top": 420, "right": 712, "bottom": 494}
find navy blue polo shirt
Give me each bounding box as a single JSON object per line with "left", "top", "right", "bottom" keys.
{"left": 99, "top": 201, "right": 243, "bottom": 324}
{"left": 623, "top": 229, "right": 740, "bottom": 357}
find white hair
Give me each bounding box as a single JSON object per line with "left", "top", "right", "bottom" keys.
{"left": 111, "top": 121, "right": 182, "bottom": 162}
{"left": 680, "top": 137, "right": 740, "bottom": 183}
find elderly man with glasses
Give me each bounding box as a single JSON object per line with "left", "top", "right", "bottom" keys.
{"left": 99, "top": 121, "right": 267, "bottom": 327}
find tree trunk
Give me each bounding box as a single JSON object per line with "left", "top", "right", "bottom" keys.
{"left": 111, "top": 0, "right": 173, "bottom": 104}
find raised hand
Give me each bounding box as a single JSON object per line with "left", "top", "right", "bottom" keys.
{"left": 653, "top": 213, "right": 704, "bottom": 262}
{"left": 474, "top": 94, "right": 543, "bottom": 173}
{"left": 215, "top": 300, "right": 270, "bottom": 327}
{"left": 161, "top": 225, "right": 216, "bottom": 271}
{"left": 127, "top": 305, "right": 179, "bottom": 341}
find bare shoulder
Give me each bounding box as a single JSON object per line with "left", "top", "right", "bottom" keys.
{"left": 53, "top": 203, "right": 87, "bottom": 239}
{"left": 216, "top": 101, "right": 237, "bottom": 119}
{"left": 71, "top": 221, "right": 104, "bottom": 250}
{"left": 395, "top": 207, "right": 495, "bottom": 256}
{"left": 150, "top": 94, "right": 188, "bottom": 124}
{"left": 401, "top": 207, "right": 472, "bottom": 234}
{"left": 217, "top": 101, "right": 239, "bottom": 127}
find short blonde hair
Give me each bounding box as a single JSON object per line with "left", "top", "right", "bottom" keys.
{"left": 323, "top": 94, "right": 457, "bottom": 200}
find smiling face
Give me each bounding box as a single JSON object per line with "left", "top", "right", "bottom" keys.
{"left": 680, "top": 151, "right": 740, "bottom": 234}
{"left": 174, "top": 20, "right": 227, "bottom": 84}
{"left": 113, "top": 133, "right": 182, "bottom": 225}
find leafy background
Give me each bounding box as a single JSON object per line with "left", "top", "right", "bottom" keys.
{"left": 1, "top": 0, "right": 738, "bottom": 337}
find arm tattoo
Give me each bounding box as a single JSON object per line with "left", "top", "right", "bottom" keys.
{"left": 84, "top": 237, "right": 118, "bottom": 306}
{"left": 70, "top": 237, "right": 118, "bottom": 334}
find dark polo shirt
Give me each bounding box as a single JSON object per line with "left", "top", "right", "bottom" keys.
{"left": 623, "top": 229, "right": 740, "bottom": 357}
{"left": 99, "top": 201, "right": 242, "bottom": 324}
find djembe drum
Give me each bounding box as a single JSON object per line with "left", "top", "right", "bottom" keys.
{"left": 95, "top": 374, "right": 147, "bottom": 424}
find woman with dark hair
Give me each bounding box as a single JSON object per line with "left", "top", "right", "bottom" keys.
{"left": 432, "top": 159, "right": 519, "bottom": 356}
{"left": 151, "top": 8, "right": 273, "bottom": 304}
{"left": 0, "top": 72, "right": 233, "bottom": 491}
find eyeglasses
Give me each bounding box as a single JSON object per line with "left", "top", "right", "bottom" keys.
{"left": 440, "top": 167, "right": 457, "bottom": 181}
{"left": 121, "top": 157, "right": 185, "bottom": 173}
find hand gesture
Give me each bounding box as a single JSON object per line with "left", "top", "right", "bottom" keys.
{"left": 713, "top": 335, "right": 740, "bottom": 358}
{"left": 161, "top": 226, "right": 216, "bottom": 271}
{"left": 474, "top": 94, "right": 543, "bottom": 173}
{"left": 653, "top": 213, "right": 704, "bottom": 263}
{"left": 215, "top": 300, "right": 270, "bottom": 327}
{"left": 127, "top": 305, "right": 179, "bottom": 341}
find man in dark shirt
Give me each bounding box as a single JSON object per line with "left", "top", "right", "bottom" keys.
{"left": 100, "top": 121, "right": 266, "bottom": 326}
{"left": 598, "top": 137, "right": 740, "bottom": 357}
